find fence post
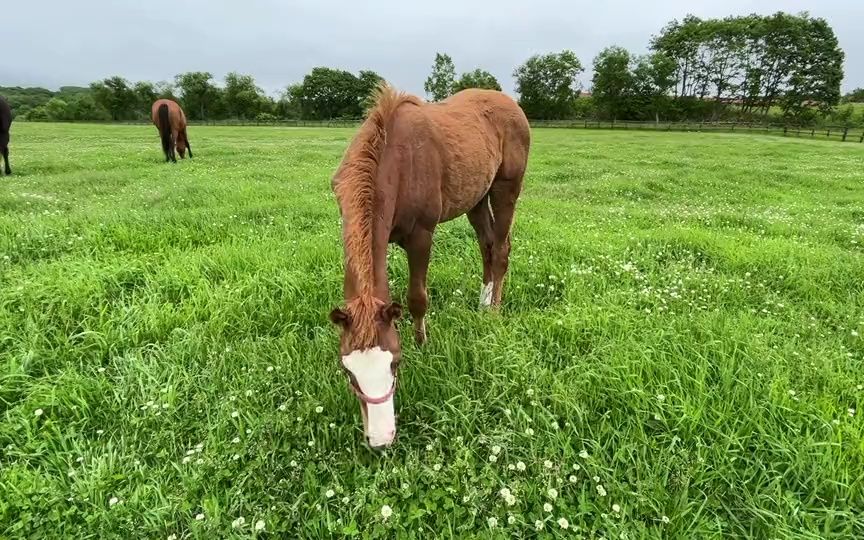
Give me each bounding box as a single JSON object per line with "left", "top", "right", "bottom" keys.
{"left": 859, "top": 131, "right": 864, "bottom": 143}
{"left": 783, "top": 126, "right": 787, "bottom": 136}
{"left": 810, "top": 128, "right": 815, "bottom": 137}
{"left": 827, "top": 129, "right": 830, "bottom": 138}
{"left": 842, "top": 127, "right": 849, "bottom": 142}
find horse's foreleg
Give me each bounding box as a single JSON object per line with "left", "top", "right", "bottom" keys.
{"left": 488, "top": 177, "right": 523, "bottom": 306}
{"left": 170, "top": 130, "right": 179, "bottom": 163}
{"left": 405, "top": 229, "right": 433, "bottom": 345}
{"left": 468, "top": 196, "right": 495, "bottom": 307}
{"left": 2, "top": 147, "right": 10, "bottom": 176}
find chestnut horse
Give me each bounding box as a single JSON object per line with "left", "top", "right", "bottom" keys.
{"left": 151, "top": 99, "right": 192, "bottom": 162}
{"left": 329, "top": 85, "right": 530, "bottom": 448}
{"left": 1, "top": 97, "right": 12, "bottom": 176}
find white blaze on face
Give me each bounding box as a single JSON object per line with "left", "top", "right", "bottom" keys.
{"left": 342, "top": 347, "right": 396, "bottom": 447}
{"left": 480, "top": 282, "right": 494, "bottom": 307}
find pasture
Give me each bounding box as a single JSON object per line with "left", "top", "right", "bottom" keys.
{"left": 1, "top": 123, "right": 862, "bottom": 539}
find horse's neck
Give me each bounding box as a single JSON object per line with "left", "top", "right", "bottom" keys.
{"left": 344, "top": 203, "right": 394, "bottom": 304}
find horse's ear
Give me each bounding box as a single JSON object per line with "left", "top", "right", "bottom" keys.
{"left": 380, "top": 302, "right": 403, "bottom": 324}
{"left": 329, "top": 308, "right": 350, "bottom": 328}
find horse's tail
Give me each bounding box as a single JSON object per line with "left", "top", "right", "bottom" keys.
{"left": 157, "top": 103, "right": 171, "bottom": 160}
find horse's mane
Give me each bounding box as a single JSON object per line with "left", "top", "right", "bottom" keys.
{"left": 333, "top": 83, "right": 421, "bottom": 348}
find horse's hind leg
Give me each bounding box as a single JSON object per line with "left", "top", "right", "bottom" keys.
{"left": 170, "top": 130, "right": 179, "bottom": 163}
{"left": 404, "top": 228, "right": 433, "bottom": 345}
{"left": 1, "top": 134, "right": 9, "bottom": 175}
{"left": 184, "top": 130, "right": 193, "bottom": 159}
{"left": 487, "top": 172, "right": 524, "bottom": 307}
{"left": 468, "top": 196, "right": 495, "bottom": 307}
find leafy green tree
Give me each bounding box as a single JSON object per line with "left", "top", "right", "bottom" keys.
{"left": 277, "top": 84, "right": 303, "bottom": 119}
{"left": 90, "top": 76, "right": 136, "bottom": 120}
{"left": 223, "top": 72, "right": 269, "bottom": 119}
{"left": 133, "top": 81, "right": 157, "bottom": 118}
{"left": 154, "top": 81, "right": 178, "bottom": 101}
{"left": 43, "top": 98, "right": 70, "bottom": 121}
{"left": 453, "top": 69, "right": 501, "bottom": 92}
{"left": 424, "top": 53, "right": 456, "bottom": 101}
{"left": 780, "top": 15, "right": 844, "bottom": 120}
{"left": 67, "top": 94, "right": 110, "bottom": 121}
{"left": 513, "top": 50, "right": 584, "bottom": 119}
{"left": 631, "top": 52, "right": 677, "bottom": 122}
{"left": 174, "top": 72, "right": 221, "bottom": 120}
{"left": 298, "top": 67, "right": 364, "bottom": 120}
{"left": 592, "top": 47, "right": 633, "bottom": 121}
{"left": 842, "top": 88, "right": 864, "bottom": 103}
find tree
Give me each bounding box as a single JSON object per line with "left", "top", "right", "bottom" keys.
{"left": 453, "top": 69, "right": 501, "bottom": 92}
{"left": 223, "top": 72, "right": 268, "bottom": 119}
{"left": 133, "top": 81, "right": 157, "bottom": 118}
{"left": 513, "top": 50, "right": 584, "bottom": 119}
{"left": 277, "top": 84, "right": 303, "bottom": 119}
{"left": 67, "top": 94, "right": 110, "bottom": 121}
{"left": 592, "top": 47, "right": 633, "bottom": 121}
{"left": 154, "top": 81, "right": 178, "bottom": 101}
{"left": 632, "top": 52, "right": 677, "bottom": 122}
{"left": 298, "top": 67, "right": 364, "bottom": 120}
{"left": 174, "top": 72, "right": 221, "bottom": 120}
{"left": 842, "top": 88, "right": 864, "bottom": 103}
{"left": 356, "top": 70, "right": 385, "bottom": 111}
{"left": 424, "top": 53, "right": 456, "bottom": 101}
{"left": 780, "top": 15, "right": 844, "bottom": 121}
{"left": 43, "top": 98, "right": 71, "bottom": 121}
{"left": 90, "top": 76, "right": 136, "bottom": 120}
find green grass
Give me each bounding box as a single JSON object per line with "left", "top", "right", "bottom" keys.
{"left": 1, "top": 123, "right": 863, "bottom": 539}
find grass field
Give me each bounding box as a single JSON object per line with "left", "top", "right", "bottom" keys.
{"left": 1, "top": 123, "right": 863, "bottom": 539}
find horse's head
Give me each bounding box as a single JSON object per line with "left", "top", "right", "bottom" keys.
{"left": 176, "top": 140, "right": 187, "bottom": 159}
{"left": 329, "top": 300, "right": 403, "bottom": 448}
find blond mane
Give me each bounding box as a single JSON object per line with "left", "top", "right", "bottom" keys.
{"left": 333, "top": 83, "right": 422, "bottom": 348}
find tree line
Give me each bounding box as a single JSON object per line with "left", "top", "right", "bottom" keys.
{"left": 2, "top": 12, "right": 858, "bottom": 127}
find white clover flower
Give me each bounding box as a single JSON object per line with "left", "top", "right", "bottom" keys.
{"left": 491, "top": 445, "right": 501, "bottom": 455}
{"left": 266, "top": 366, "right": 274, "bottom": 372}
{"left": 108, "top": 497, "right": 119, "bottom": 506}
{"left": 380, "top": 505, "right": 393, "bottom": 520}
{"left": 182, "top": 456, "right": 191, "bottom": 464}
{"left": 186, "top": 449, "right": 196, "bottom": 456}
{"left": 342, "top": 497, "right": 349, "bottom": 504}
{"left": 433, "top": 463, "right": 442, "bottom": 472}
{"left": 508, "top": 464, "right": 515, "bottom": 471}
{"left": 596, "top": 484, "right": 607, "bottom": 497}
{"left": 505, "top": 494, "right": 516, "bottom": 506}
{"left": 525, "top": 427, "right": 535, "bottom": 436}
{"left": 572, "top": 464, "right": 581, "bottom": 471}
{"left": 278, "top": 404, "right": 287, "bottom": 412}
{"left": 232, "top": 454, "right": 240, "bottom": 460}
{"left": 487, "top": 517, "right": 498, "bottom": 528}
{"left": 543, "top": 460, "right": 553, "bottom": 469}
{"left": 547, "top": 488, "right": 558, "bottom": 499}
{"left": 612, "top": 503, "right": 621, "bottom": 513}
{"left": 489, "top": 455, "right": 498, "bottom": 463}
{"left": 499, "top": 487, "right": 511, "bottom": 498}
{"left": 329, "top": 423, "right": 336, "bottom": 429}
{"left": 167, "top": 535, "right": 176, "bottom": 540}
{"left": 526, "top": 389, "right": 534, "bottom": 396}
{"left": 325, "top": 489, "right": 335, "bottom": 498}
{"left": 195, "top": 513, "right": 205, "bottom": 521}
{"left": 315, "top": 406, "right": 324, "bottom": 413}
{"left": 34, "top": 409, "right": 44, "bottom": 417}
{"left": 569, "top": 475, "right": 578, "bottom": 483}
{"left": 662, "top": 515, "right": 670, "bottom": 524}
{"left": 507, "top": 515, "right": 516, "bottom": 525}
{"left": 656, "top": 394, "right": 666, "bottom": 402}
{"left": 232, "top": 437, "right": 240, "bottom": 444}
{"left": 195, "top": 458, "right": 203, "bottom": 465}
{"left": 579, "top": 450, "right": 589, "bottom": 459}
{"left": 254, "top": 520, "right": 265, "bottom": 531}
{"left": 516, "top": 461, "right": 526, "bottom": 472}
{"left": 535, "top": 520, "right": 544, "bottom": 531}
{"left": 544, "top": 502, "right": 553, "bottom": 512}
{"left": 290, "top": 460, "right": 297, "bottom": 467}
{"left": 592, "top": 475, "right": 600, "bottom": 483}
{"left": 849, "top": 408, "right": 856, "bottom": 417}
{"left": 231, "top": 516, "right": 246, "bottom": 528}
{"left": 557, "top": 517, "right": 569, "bottom": 529}
{"left": 231, "top": 411, "right": 239, "bottom": 418}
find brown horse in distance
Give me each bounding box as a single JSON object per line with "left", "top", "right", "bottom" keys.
{"left": 1, "top": 97, "right": 12, "bottom": 175}
{"left": 151, "top": 99, "right": 192, "bottom": 162}
{"left": 329, "top": 85, "right": 530, "bottom": 448}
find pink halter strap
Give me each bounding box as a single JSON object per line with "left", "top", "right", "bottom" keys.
{"left": 350, "top": 378, "right": 397, "bottom": 405}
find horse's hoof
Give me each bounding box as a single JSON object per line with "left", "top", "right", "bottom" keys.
{"left": 414, "top": 321, "right": 427, "bottom": 345}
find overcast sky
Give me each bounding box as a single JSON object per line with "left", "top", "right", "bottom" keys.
{"left": 3, "top": 0, "right": 861, "bottom": 97}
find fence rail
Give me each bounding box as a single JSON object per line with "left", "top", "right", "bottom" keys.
{"left": 25, "top": 118, "right": 864, "bottom": 143}
{"left": 528, "top": 119, "right": 864, "bottom": 143}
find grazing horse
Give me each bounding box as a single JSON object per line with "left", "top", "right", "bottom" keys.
{"left": 329, "top": 85, "right": 530, "bottom": 448}
{"left": 151, "top": 99, "right": 192, "bottom": 162}
{"left": 0, "top": 97, "right": 12, "bottom": 176}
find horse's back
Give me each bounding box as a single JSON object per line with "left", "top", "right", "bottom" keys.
{"left": 0, "top": 98, "right": 11, "bottom": 132}
{"left": 420, "top": 89, "right": 530, "bottom": 220}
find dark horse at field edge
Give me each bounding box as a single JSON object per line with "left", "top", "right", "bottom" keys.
{"left": 151, "top": 99, "right": 192, "bottom": 162}
{"left": 329, "top": 84, "right": 530, "bottom": 448}
{"left": 1, "top": 97, "right": 12, "bottom": 175}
